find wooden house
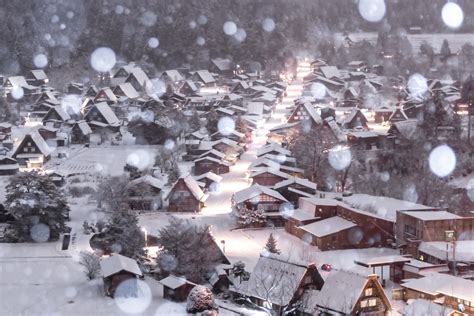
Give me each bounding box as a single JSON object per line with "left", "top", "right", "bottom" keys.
{"left": 210, "top": 58, "right": 234, "bottom": 76}
{"left": 233, "top": 185, "right": 288, "bottom": 225}
{"left": 194, "top": 156, "right": 230, "bottom": 176}
{"left": 302, "top": 272, "right": 391, "bottom": 315}
{"left": 274, "top": 177, "right": 317, "bottom": 205}
{"left": 85, "top": 85, "right": 99, "bottom": 97}
{"left": 373, "top": 106, "right": 394, "bottom": 123}
{"left": 0, "top": 156, "right": 19, "bottom": 175}
{"left": 400, "top": 274, "right": 474, "bottom": 314}
{"left": 191, "top": 70, "right": 215, "bottom": 86}
{"left": 100, "top": 254, "right": 143, "bottom": 298}
{"left": 126, "top": 175, "right": 164, "bottom": 211}
{"left": 125, "top": 68, "right": 150, "bottom": 92}
{"left": 287, "top": 102, "right": 322, "bottom": 126}
{"left": 113, "top": 82, "right": 139, "bottom": 100}
{"left": 94, "top": 87, "right": 117, "bottom": 103}
{"left": 84, "top": 102, "right": 121, "bottom": 132}
{"left": 179, "top": 80, "right": 198, "bottom": 95}
{"left": 0, "top": 122, "right": 12, "bottom": 141}
{"left": 42, "top": 106, "right": 71, "bottom": 128}
{"left": 67, "top": 82, "right": 84, "bottom": 95}
{"left": 27, "top": 70, "right": 49, "bottom": 86}
{"left": 231, "top": 253, "right": 324, "bottom": 315}
{"left": 250, "top": 168, "right": 290, "bottom": 187}
{"left": 166, "top": 175, "right": 209, "bottom": 213}
{"left": 159, "top": 275, "right": 196, "bottom": 302}
{"left": 389, "top": 107, "right": 409, "bottom": 123}
{"left": 341, "top": 109, "right": 368, "bottom": 130}
{"left": 194, "top": 172, "right": 223, "bottom": 191}
{"left": 70, "top": 120, "right": 92, "bottom": 144}
{"left": 160, "top": 70, "right": 184, "bottom": 83}
{"left": 47, "top": 171, "right": 65, "bottom": 186}
{"left": 12, "top": 132, "right": 51, "bottom": 168}
{"left": 347, "top": 131, "right": 385, "bottom": 150}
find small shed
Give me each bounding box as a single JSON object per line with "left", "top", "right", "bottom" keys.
{"left": 100, "top": 254, "right": 143, "bottom": 298}
{"left": 159, "top": 275, "right": 196, "bottom": 302}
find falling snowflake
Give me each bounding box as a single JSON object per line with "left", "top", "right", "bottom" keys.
{"left": 90, "top": 47, "right": 116, "bottom": 72}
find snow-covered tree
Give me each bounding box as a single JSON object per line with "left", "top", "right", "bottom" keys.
{"left": 236, "top": 204, "right": 266, "bottom": 228}
{"left": 157, "top": 217, "right": 223, "bottom": 283}
{"left": 265, "top": 233, "right": 281, "bottom": 254}
{"left": 79, "top": 251, "right": 101, "bottom": 280}
{"left": 5, "top": 171, "right": 70, "bottom": 242}
{"left": 96, "top": 176, "right": 130, "bottom": 210}
{"left": 186, "top": 285, "right": 218, "bottom": 314}
{"left": 103, "top": 206, "right": 145, "bottom": 259}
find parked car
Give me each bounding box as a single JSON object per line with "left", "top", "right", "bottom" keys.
{"left": 321, "top": 264, "right": 332, "bottom": 271}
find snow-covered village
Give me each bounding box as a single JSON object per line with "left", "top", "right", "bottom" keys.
{"left": 1, "top": 1, "right": 474, "bottom": 315}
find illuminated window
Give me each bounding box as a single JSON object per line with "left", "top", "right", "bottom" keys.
{"left": 365, "top": 288, "right": 373, "bottom": 296}
{"left": 369, "top": 299, "right": 377, "bottom": 306}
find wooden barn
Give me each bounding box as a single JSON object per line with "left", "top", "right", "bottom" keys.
{"left": 159, "top": 275, "right": 196, "bottom": 302}
{"left": 166, "top": 175, "right": 209, "bottom": 212}
{"left": 100, "top": 254, "right": 143, "bottom": 298}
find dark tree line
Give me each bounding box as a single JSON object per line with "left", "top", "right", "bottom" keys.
{"left": 3, "top": 0, "right": 474, "bottom": 76}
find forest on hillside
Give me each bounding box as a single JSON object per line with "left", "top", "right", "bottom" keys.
{"left": 2, "top": 0, "right": 474, "bottom": 76}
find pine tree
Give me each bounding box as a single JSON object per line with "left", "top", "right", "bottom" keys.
{"left": 265, "top": 233, "right": 281, "bottom": 254}
{"left": 5, "top": 171, "right": 70, "bottom": 241}
{"left": 104, "top": 205, "right": 145, "bottom": 259}
{"left": 96, "top": 176, "right": 130, "bottom": 210}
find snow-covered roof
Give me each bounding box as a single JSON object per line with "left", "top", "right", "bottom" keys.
{"left": 45, "top": 106, "right": 71, "bottom": 121}
{"left": 6, "top": 76, "right": 28, "bottom": 87}
{"left": 212, "top": 58, "right": 233, "bottom": 71}
{"left": 401, "top": 273, "right": 474, "bottom": 302}
{"left": 402, "top": 210, "right": 461, "bottom": 221}
{"left": 195, "top": 171, "right": 223, "bottom": 183}
{"left": 419, "top": 240, "right": 474, "bottom": 262}
{"left": 250, "top": 168, "right": 291, "bottom": 180}
{"left": 306, "top": 271, "right": 372, "bottom": 314}
{"left": 400, "top": 299, "right": 454, "bottom": 316}
{"left": 159, "top": 275, "right": 189, "bottom": 289}
{"left": 232, "top": 253, "right": 313, "bottom": 306}
{"left": 274, "top": 177, "right": 317, "bottom": 191}
{"left": 75, "top": 120, "right": 92, "bottom": 135}
{"left": 199, "top": 149, "right": 226, "bottom": 159}
{"left": 182, "top": 80, "right": 198, "bottom": 92}
{"left": 194, "top": 70, "right": 215, "bottom": 84}
{"left": 100, "top": 254, "right": 142, "bottom": 278}
{"left": 319, "top": 66, "right": 341, "bottom": 80}
{"left": 30, "top": 69, "right": 48, "bottom": 80}
{"left": 92, "top": 102, "right": 120, "bottom": 126}
{"left": 343, "top": 194, "right": 433, "bottom": 222}
{"left": 256, "top": 144, "right": 292, "bottom": 157}
{"left": 233, "top": 184, "right": 288, "bottom": 204}
{"left": 176, "top": 174, "right": 208, "bottom": 202}
{"left": 16, "top": 131, "right": 52, "bottom": 157}
{"left": 300, "top": 216, "right": 357, "bottom": 237}
{"left": 116, "top": 82, "right": 139, "bottom": 99}
{"left": 162, "top": 70, "right": 184, "bottom": 82}
{"left": 287, "top": 208, "right": 318, "bottom": 222}
{"left": 194, "top": 156, "right": 231, "bottom": 166}
{"left": 390, "top": 119, "right": 419, "bottom": 139}
{"left": 128, "top": 175, "right": 164, "bottom": 190}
